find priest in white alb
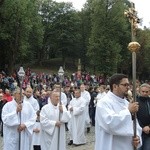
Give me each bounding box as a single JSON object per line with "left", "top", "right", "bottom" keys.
{"left": 68, "top": 89, "right": 86, "bottom": 145}
{"left": 2, "top": 88, "right": 36, "bottom": 150}
{"left": 95, "top": 74, "right": 142, "bottom": 150}
{"left": 40, "top": 91, "right": 70, "bottom": 150}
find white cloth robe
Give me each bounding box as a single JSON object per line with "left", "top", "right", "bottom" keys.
{"left": 68, "top": 97, "right": 86, "bottom": 144}
{"left": 95, "top": 91, "right": 142, "bottom": 150}
{"left": 40, "top": 101, "right": 70, "bottom": 150}
{"left": 24, "top": 95, "right": 39, "bottom": 112}
{"left": 2, "top": 99, "right": 36, "bottom": 150}
{"left": 30, "top": 121, "right": 41, "bottom": 150}
{"left": 60, "top": 92, "right": 67, "bottom": 106}
{"left": 81, "top": 90, "right": 91, "bottom": 127}
{"left": 96, "top": 91, "right": 106, "bottom": 100}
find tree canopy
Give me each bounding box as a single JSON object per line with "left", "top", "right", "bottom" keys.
{"left": 0, "top": 0, "right": 150, "bottom": 80}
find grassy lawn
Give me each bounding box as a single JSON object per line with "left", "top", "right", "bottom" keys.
{"left": 30, "top": 58, "right": 78, "bottom": 75}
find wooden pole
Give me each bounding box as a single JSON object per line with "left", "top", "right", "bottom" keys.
{"left": 130, "top": 4, "right": 137, "bottom": 149}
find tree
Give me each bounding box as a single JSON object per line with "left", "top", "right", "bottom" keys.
{"left": 136, "top": 28, "right": 150, "bottom": 80}
{"left": 0, "top": 0, "right": 43, "bottom": 74}
{"left": 87, "top": 0, "right": 131, "bottom": 75}
{"left": 78, "top": 0, "right": 92, "bottom": 71}
{"left": 39, "top": 0, "right": 82, "bottom": 68}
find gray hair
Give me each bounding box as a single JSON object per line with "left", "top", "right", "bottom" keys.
{"left": 13, "top": 88, "right": 21, "bottom": 95}
{"left": 140, "top": 83, "right": 150, "bottom": 89}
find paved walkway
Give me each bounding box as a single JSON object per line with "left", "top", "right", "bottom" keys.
{"left": 66, "top": 126, "right": 95, "bottom": 150}
{"left": 0, "top": 126, "right": 95, "bottom": 150}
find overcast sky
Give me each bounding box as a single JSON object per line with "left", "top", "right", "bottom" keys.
{"left": 54, "top": 0, "right": 150, "bottom": 27}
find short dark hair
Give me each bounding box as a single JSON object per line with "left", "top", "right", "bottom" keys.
{"left": 109, "top": 74, "right": 128, "bottom": 91}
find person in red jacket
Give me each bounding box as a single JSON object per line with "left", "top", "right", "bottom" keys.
{"left": 3, "top": 89, "right": 13, "bottom": 102}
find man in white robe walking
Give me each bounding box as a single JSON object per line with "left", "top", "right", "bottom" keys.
{"left": 95, "top": 73, "right": 142, "bottom": 150}
{"left": 40, "top": 91, "right": 70, "bottom": 150}
{"left": 2, "top": 88, "right": 36, "bottom": 150}
{"left": 80, "top": 84, "right": 91, "bottom": 133}
{"left": 68, "top": 89, "right": 86, "bottom": 146}
{"left": 24, "top": 87, "right": 40, "bottom": 112}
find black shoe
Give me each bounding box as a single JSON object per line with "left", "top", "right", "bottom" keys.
{"left": 87, "top": 127, "right": 90, "bottom": 133}
{"left": 68, "top": 140, "right": 73, "bottom": 145}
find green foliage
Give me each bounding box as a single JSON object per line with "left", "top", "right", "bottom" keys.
{"left": 0, "top": 0, "right": 43, "bottom": 73}
{"left": 87, "top": 0, "right": 131, "bottom": 75}
{"left": 136, "top": 28, "right": 150, "bottom": 80}
{"left": 0, "top": 0, "right": 150, "bottom": 80}
{"left": 39, "top": 0, "right": 82, "bottom": 68}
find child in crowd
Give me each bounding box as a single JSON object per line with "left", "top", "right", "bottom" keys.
{"left": 31, "top": 110, "right": 41, "bottom": 150}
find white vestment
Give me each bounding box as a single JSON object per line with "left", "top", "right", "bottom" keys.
{"left": 68, "top": 97, "right": 86, "bottom": 144}
{"left": 24, "top": 95, "right": 39, "bottom": 112}
{"left": 96, "top": 91, "right": 106, "bottom": 100}
{"left": 2, "top": 99, "right": 36, "bottom": 150}
{"left": 95, "top": 91, "right": 142, "bottom": 150}
{"left": 81, "top": 90, "right": 91, "bottom": 127}
{"left": 60, "top": 92, "right": 67, "bottom": 106}
{"left": 40, "top": 101, "right": 70, "bottom": 150}
{"left": 31, "top": 121, "right": 41, "bottom": 150}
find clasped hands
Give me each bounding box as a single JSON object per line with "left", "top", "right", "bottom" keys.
{"left": 18, "top": 124, "right": 26, "bottom": 132}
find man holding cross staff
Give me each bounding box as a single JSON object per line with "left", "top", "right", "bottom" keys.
{"left": 40, "top": 67, "right": 70, "bottom": 150}
{"left": 2, "top": 88, "right": 36, "bottom": 150}
{"left": 95, "top": 73, "right": 142, "bottom": 150}
{"left": 125, "top": 2, "right": 142, "bottom": 150}
{"left": 2, "top": 67, "right": 36, "bottom": 150}
{"left": 95, "top": 2, "right": 143, "bottom": 150}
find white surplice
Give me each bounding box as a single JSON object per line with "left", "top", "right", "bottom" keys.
{"left": 2, "top": 99, "right": 36, "bottom": 150}
{"left": 68, "top": 96, "right": 86, "bottom": 144}
{"left": 95, "top": 91, "right": 142, "bottom": 150}
{"left": 40, "top": 101, "right": 70, "bottom": 150}
{"left": 60, "top": 92, "right": 67, "bottom": 106}
{"left": 24, "top": 95, "right": 39, "bottom": 112}
{"left": 30, "top": 121, "right": 41, "bottom": 150}
{"left": 81, "top": 90, "right": 91, "bottom": 127}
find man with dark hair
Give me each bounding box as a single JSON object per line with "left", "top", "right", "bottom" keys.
{"left": 137, "top": 83, "right": 150, "bottom": 150}
{"left": 89, "top": 86, "right": 99, "bottom": 126}
{"left": 95, "top": 73, "right": 142, "bottom": 150}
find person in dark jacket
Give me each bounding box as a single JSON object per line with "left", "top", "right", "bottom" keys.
{"left": 0, "top": 93, "right": 7, "bottom": 137}
{"left": 137, "top": 83, "right": 150, "bottom": 150}
{"left": 89, "top": 86, "right": 99, "bottom": 126}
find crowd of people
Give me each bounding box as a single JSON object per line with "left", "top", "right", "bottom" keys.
{"left": 0, "top": 68, "right": 150, "bottom": 150}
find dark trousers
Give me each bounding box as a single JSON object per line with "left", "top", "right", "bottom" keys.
{"left": 33, "top": 145, "right": 41, "bottom": 150}
{"left": 0, "top": 121, "right": 3, "bottom": 137}
{"left": 90, "top": 107, "right": 96, "bottom": 126}
{"left": 138, "top": 135, "right": 150, "bottom": 150}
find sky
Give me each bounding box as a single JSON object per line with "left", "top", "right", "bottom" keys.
{"left": 54, "top": 0, "right": 150, "bottom": 27}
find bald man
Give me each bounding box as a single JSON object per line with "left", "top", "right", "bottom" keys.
{"left": 40, "top": 91, "right": 70, "bottom": 150}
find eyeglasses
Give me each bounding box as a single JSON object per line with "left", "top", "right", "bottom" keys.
{"left": 141, "top": 91, "right": 149, "bottom": 93}
{"left": 119, "top": 83, "right": 130, "bottom": 87}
